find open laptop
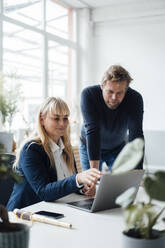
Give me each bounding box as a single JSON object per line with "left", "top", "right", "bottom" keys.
{"left": 67, "top": 170, "right": 144, "bottom": 212}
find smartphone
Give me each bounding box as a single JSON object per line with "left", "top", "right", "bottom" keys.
{"left": 34, "top": 210, "right": 64, "bottom": 219}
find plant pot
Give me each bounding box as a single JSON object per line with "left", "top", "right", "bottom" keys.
{"left": 0, "top": 222, "right": 29, "bottom": 248}
{"left": 122, "top": 229, "right": 165, "bottom": 248}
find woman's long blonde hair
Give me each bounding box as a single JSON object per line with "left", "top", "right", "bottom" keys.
{"left": 14, "top": 97, "right": 75, "bottom": 173}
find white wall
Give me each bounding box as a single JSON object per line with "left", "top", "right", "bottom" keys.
{"left": 89, "top": 2, "right": 165, "bottom": 131}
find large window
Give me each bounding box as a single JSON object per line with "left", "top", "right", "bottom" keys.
{"left": 46, "top": 0, "right": 73, "bottom": 40}
{"left": 0, "top": 0, "right": 76, "bottom": 134}
{"left": 4, "top": 0, "right": 42, "bottom": 27}
{"left": 48, "top": 40, "right": 75, "bottom": 100}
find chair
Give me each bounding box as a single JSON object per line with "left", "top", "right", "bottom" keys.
{"left": 72, "top": 146, "right": 82, "bottom": 173}
{"left": 0, "top": 153, "right": 16, "bottom": 206}
{"left": 144, "top": 130, "right": 165, "bottom": 172}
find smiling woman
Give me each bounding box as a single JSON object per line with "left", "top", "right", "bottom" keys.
{"left": 42, "top": 113, "right": 69, "bottom": 144}
{"left": 40, "top": 98, "right": 70, "bottom": 144}
{"left": 6, "top": 97, "right": 102, "bottom": 211}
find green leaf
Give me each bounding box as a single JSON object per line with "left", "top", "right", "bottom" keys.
{"left": 124, "top": 203, "right": 157, "bottom": 239}
{"left": 111, "top": 138, "right": 144, "bottom": 175}
{"left": 0, "top": 164, "right": 8, "bottom": 173}
{"left": 144, "top": 175, "right": 165, "bottom": 201}
{"left": 0, "top": 72, "right": 23, "bottom": 128}
{"left": 124, "top": 203, "right": 145, "bottom": 229}
{"left": 0, "top": 154, "right": 23, "bottom": 183}
{"left": 155, "top": 171, "right": 165, "bottom": 183}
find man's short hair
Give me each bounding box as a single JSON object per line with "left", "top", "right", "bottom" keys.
{"left": 101, "top": 65, "right": 133, "bottom": 86}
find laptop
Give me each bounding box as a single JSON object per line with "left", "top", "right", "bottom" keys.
{"left": 67, "top": 170, "right": 144, "bottom": 212}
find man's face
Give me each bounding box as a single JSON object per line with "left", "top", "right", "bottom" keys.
{"left": 101, "top": 80, "right": 128, "bottom": 109}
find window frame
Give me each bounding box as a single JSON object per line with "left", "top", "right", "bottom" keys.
{"left": 0, "top": 0, "right": 77, "bottom": 104}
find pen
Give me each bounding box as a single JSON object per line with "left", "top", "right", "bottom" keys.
{"left": 13, "top": 209, "right": 72, "bottom": 229}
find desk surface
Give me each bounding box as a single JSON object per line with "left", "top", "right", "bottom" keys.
{"left": 9, "top": 187, "right": 147, "bottom": 248}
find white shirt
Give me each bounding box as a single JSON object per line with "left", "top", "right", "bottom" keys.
{"left": 49, "top": 138, "right": 82, "bottom": 188}
{"left": 49, "top": 138, "right": 72, "bottom": 180}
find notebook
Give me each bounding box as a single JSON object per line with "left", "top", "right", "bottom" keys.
{"left": 67, "top": 170, "right": 144, "bottom": 212}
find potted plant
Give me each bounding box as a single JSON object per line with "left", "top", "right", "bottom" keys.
{"left": 0, "top": 73, "right": 22, "bottom": 129}
{"left": 0, "top": 73, "right": 22, "bottom": 152}
{"left": 0, "top": 153, "right": 29, "bottom": 248}
{"left": 113, "top": 138, "right": 165, "bottom": 248}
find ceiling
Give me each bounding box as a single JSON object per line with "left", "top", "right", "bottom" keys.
{"left": 59, "top": 0, "right": 165, "bottom": 24}
{"left": 59, "top": 0, "right": 145, "bottom": 9}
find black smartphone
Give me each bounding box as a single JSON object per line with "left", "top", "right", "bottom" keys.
{"left": 34, "top": 211, "right": 64, "bottom": 219}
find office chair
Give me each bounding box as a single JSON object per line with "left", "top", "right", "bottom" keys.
{"left": 0, "top": 153, "right": 16, "bottom": 206}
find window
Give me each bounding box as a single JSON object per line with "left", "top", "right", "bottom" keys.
{"left": 46, "top": 0, "right": 73, "bottom": 40}
{"left": 4, "top": 0, "right": 42, "bottom": 28}
{"left": 0, "top": 0, "right": 76, "bottom": 134}
{"left": 48, "top": 40, "right": 75, "bottom": 100}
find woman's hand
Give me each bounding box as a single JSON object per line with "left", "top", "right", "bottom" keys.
{"left": 82, "top": 184, "right": 96, "bottom": 197}
{"left": 77, "top": 168, "right": 102, "bottom": 187}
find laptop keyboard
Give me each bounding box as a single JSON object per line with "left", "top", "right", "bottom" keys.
{"left": 79, "top": 198, "right": 94, "bottom": 209}
{"left": 70, "top": 198, "right": 94, "bottom": 210}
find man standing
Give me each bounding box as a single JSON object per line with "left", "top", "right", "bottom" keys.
{"left": 79, "top": 65, "right": 144, "bottom": 171}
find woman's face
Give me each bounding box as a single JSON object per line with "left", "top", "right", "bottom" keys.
{"left": 41, "top": 112, "right": 69, "bottom": 143}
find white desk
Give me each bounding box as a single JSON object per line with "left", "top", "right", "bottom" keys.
{"left": 10, "top": 187, "right": 146, "bottom": 248}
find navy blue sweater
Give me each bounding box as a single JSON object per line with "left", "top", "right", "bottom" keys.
{"left": 7, "top": 141, "right": 79, "bottom": 211}
{"left": 80, "top": 85, "right": 144, "bottom": 160}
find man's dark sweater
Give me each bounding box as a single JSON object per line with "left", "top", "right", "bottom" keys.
{"left": 80, "top": 85, "right": 144, "bottom": 161}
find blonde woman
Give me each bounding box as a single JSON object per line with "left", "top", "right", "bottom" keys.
{"left": 7, "top": 97, "right": 101, "bottom": 211}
